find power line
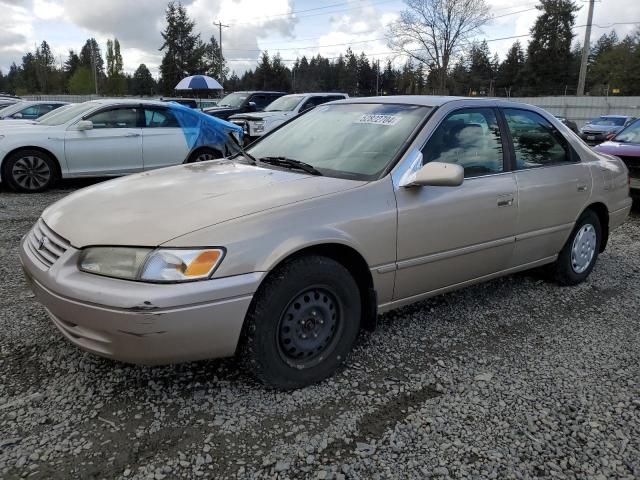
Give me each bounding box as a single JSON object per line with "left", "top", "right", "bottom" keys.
{"left": 226, "top": 0, "right": 398, "bottom": 26}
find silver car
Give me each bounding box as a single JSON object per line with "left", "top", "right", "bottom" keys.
{"left": 20, "top": 96, "right": 632, "bottom": 389}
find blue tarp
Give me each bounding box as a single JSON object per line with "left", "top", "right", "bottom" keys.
{"left": 167, "top": 102, "right": 243, "bottom": 154}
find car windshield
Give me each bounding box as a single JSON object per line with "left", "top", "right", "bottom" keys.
{"left": 38, "top": 102, "right": 97, "bottom": 126}
{"left": 35, "top": 104, "right": 72, "bottom": 122}
{"left": 217, "top": 93, "right": 248, "bottom": 108}
{"left": 0, "top": 103, "right": 15, "bottom": 111}
{"left": 264, "top": 95, "right": 303, "bottom": 112}
{"left": 0, "top": 102, "right": 30, "bottom": 118}
{"left": 247, "top": 103, "right": 430, "bottom": 180}
{"left": 590, "top": 116, "right": 626, "bottom": 127}
{"left": 614, "top": 120, "right": 640, "bottom": 144}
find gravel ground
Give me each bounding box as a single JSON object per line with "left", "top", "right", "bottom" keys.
{"left": 0, "top": 181, "right": 639, "bottom": 480}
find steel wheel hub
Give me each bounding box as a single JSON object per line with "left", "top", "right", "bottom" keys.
{"left": 278, "top": 288, "right": 340, "bottom": 363}
{"left": 12, "top": 156, "right": 51, "bottom": 190}
{"left": 571, "top": 223, "right": 597, "bottom": 274}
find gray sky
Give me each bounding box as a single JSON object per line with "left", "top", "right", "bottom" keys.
{"left": 0, "top": 0, "right": 638, "bottom": 78}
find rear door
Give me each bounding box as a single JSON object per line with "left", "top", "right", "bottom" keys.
{"left": 64, "top": 106, "right": 143, "bottom": 176}
{"left": 500, "top": 108, "right": 592, "bottom": 265}
{"left": 141, "top": 107, "right": 190, "bottom": 170}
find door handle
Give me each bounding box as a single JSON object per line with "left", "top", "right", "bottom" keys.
{"left": 497, "top": 195, "right": 514, "bottom": 207}
{"left": 577, "top": 183, "right": 588, "bottom": 192}
{"left": 125, "top": 132, "right": 140, "bottom": 137}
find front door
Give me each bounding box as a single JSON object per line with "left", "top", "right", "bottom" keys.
{"left": 64, "top": 106, "right": 143, "bottom": 176}
{"left": 500, "top": 108, "right": 592, "bottom": 265}
{"left": 394, "top": 107, "right": 518, "bottom": 300}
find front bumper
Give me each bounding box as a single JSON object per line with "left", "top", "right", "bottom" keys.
{"left": 20, "top": 230, "right": 263, "bottom": 365}
{"left": 580, "top": 132, "right": 612, "bottom": 145}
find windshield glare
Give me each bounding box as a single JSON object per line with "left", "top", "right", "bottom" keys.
{"left": 38, "top": 102, "right": 97, "bottom": 126}
{"left": 590, "top": 116, "right": 626, "bottom": 127}
{"left": 248, "top": 103, "right": 430, "bottom": 180}
{"left": 218, "top": 93, "right": 248, "bottom": 108}
{"left": 614, "top": 120, "right": 640, "bottom": 143}
{"left": 265, "top": 95, "right": 303, "bottom": 112}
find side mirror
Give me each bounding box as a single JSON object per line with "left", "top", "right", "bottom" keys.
{"left": 76, "top": 120, "right": 93, "bottom": 131}
{"left": 400, "top": 161, "right": 464, "bottom": 188}
{"left": 247, "top": 101, "right": 257, "bottom": 112}
{"left": 12, "top": 113, "right": 22, "bottom": 119}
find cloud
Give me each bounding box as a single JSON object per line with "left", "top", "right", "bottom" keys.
{"left": 33, "top": 0, "right": 64, "bottom": 20}
{"left": 0, "top": 1, "right": 32, "bottom": 69}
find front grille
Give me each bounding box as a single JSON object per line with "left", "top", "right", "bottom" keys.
{"left": 25, "top": 219, "right": 70, "bottom": 268}
{"left": 617, "top": 155, "right": 640, "bottom": 178}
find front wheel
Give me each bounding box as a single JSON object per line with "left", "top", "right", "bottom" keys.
{"left": 552, "top": 210, "right": 602, "bottom": 286}
{"left": 3, "top": 149, "right": 58, "bottom": 193}
{"left": 187, "top": 148, "right": 223, "bottom": 163}
{"left": 241, "top": 255, "right": 361, "bottom": 389}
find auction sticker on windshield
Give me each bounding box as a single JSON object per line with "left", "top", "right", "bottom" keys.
{"left": 356, "top": 114, "right": 401, "bottom": 126}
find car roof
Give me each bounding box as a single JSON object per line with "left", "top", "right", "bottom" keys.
{"left": 12, "top": 100, "right": 69, "bottom": 106}
{"left": 89, "top": 98, "right": 174, "bottom": 107}
{"left": 331, "top": 95, "right": 536, "bottom": 109}
{"left": 599, "top": 115, "right": 631, "bottom": 118}
{"left": 227, "top": 91, "right": 287, "bottom": 94}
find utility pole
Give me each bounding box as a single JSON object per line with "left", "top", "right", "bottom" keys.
{"left": 91, "top": 42, "right": 98, "bottom": 95}
{"left": 376, "top": 59, "right": 380, "bottom": 96}
{"left": 577, "top": 0, "right": 595, "bottom": 96}
{"left": 214, "top": 20, "right": 229, "bottom": 89}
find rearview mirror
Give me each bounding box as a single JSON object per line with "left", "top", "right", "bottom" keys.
{"left": 400, "top": 161, "right": 464, "bottom": 188}
{"left": 76, "top": 120, "right": 93, "bottom": 131}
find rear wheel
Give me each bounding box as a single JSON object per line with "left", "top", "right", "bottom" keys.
{"left": 3, "top": 149, "right": 58, "bottom": 193}
{"left": 241, "top": 255, "right": 361, "bottom": 389}
{"left": 187, "top": 148, "right": 223, "bottom": 163}
{"left": 552, "top": 210, "right": 601, "bottom": 286}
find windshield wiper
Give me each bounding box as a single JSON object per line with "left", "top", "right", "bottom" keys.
{"left": 227, "top": 132, "right": 257, "bottom": 165}
{"left": 258, "top": 156, "right": 323, "bottom": 176}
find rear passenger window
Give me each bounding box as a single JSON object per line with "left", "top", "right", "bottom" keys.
{"left": 144, "top": 109, "right": 180, "bottom": 128}
{"left": 422, "top": 108, "right": 504, "bottom": 178}
{"left": 503, "top": 109, "right": 573, "bottom": 169}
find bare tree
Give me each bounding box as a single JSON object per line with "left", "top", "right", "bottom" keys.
{"left": 387, "top": 0, "right": 491, "bottom": 94}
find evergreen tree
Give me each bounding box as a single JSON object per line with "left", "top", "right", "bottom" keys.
{"left": 132, "top": 64, "right": 156, "bottom": 96}
{"left": 159, "top": 1, "right": 207, "bottom": 94}
{"left": 523, "top": 0, "right": 579, "bottom": 95}
{"left": 203, "top": 35, "right": 228, "bottom": 83}
{"left": 496, "top": 41, "right": 526, "bottom": 96}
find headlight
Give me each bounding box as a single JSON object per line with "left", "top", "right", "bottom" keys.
{"left": 250, "top": 121, "right": 265, "bottom": 133}
{"left": 79, "top": 247, "right": 225, "bottom": 283}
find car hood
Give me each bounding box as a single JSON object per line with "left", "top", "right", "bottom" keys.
{"left": 582, "top": 124, "right": 622, "bottom": 133}
{"left": 43, "top": 160, "right": 364, "bottom": 248}
{"left": 594, "top": 141, "right": 640, "bottom": 156}
{"left": 230, "top": 111, "right": 292, "bottom": 121}
{"left": 205, "top": 106, "right": 239, "bottom": 116}
{"left": 0, "top": 123, "right": 55, "bottom": 134}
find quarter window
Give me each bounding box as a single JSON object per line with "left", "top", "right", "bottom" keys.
{"left": 87, "top": 107, "right": 139, "bottom": 129}
{"left": 503, "top": 109, "right": 572, "bottom": 169}
{"left": 422, "top": 108, "right": 504, "bottom": 178}
{"left": 144, "top": 109, "right": 180, "bottom": 128}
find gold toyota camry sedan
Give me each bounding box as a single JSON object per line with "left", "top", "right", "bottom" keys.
{"left": 20, "top": 96, "right": 632, "bottom": 389}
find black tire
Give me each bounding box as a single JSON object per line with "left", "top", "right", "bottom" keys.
{"left": 241, "top": 255, "right": 361, "bottom": 389}
{"left": 552, "top": 210, "right": 602, "bottom": 286}
{"left": 2, "top": 149, "right": 58, "bottom": 193}
{"left": 186, "top": 147, "right": 223, "bottom": 163}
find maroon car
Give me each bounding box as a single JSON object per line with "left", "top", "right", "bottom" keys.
{"left": 594, "top": 119, "right": 640, "bottom": 195}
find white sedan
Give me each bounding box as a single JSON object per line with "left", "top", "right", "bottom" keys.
{"left": 0, "top": 99, "right": 242, "bottom": 192}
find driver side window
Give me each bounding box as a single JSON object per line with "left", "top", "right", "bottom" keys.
{"left": 87, "top": 107, "right": 139, "bottom": 129}
{"left": 421, "top": 108, "right": 504, "bottom": 178}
